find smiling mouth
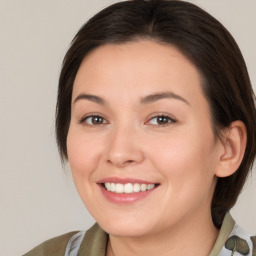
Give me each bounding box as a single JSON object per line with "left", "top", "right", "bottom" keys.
{"left": 102, "top": 182, "right": 159, "bottom": 194}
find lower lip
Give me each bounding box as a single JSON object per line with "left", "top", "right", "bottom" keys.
{"left": 98, "top": 184, "right": 157, "bottom": 204}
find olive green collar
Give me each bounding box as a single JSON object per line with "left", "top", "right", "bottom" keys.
{"left": 209, "top": 212, "right": 235, "bottom": 256}
{"left": 78, "top": 223, "right": 107, "bottom": 256}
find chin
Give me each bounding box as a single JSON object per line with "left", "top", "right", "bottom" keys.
{"left": 97, "top": 215, "right": 154, "bottom": 237}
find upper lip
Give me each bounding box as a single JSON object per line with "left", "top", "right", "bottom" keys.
{"left": 97, "top": 177, "right": 159, "bottom": 185}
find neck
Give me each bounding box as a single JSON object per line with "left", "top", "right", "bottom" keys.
{"left": 106, "top": 210, "right": 219, "bottom": 256}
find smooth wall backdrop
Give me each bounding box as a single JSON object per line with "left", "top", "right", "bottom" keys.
{"left": 0, "top": 1, "right": 255, "bottom": 255}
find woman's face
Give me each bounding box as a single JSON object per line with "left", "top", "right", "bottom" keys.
{"left": 67, "top": 41, "right": 223, "bottom": 237}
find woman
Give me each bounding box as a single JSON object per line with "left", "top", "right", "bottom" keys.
{"left": 24, "top": 0, "right": 256, "bottom": 255}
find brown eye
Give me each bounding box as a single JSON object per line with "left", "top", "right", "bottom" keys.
{"left": 156, "top": 116, "right": 170, "bottom": 124}
{"left": 148, "top": 115, "right": 176, "bottom": 126}
{"left": 81, "top": 115, "right": 107, "bottom": 125}
{"left": 91, "top": 116, "right": 104, "bottom": 124}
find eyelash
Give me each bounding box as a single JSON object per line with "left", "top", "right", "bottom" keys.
{"left": 146, "top": 115, "right": 176, "bottom": 126}
{"left": 79, "top": 114, "right": 108, "bottom": 126}
{"left": 79, "top": 114, "right": 176, "bottom": 127}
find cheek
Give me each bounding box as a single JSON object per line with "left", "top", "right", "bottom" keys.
{"left": 147, "top": 130, "right": 217, "bottom": 190}
{"left": 66, "top": 128, "right": 103, "bottom": 180}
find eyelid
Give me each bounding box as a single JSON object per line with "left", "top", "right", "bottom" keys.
{"left": 79, "top": 113, "right": 109, "bottom": 126}
{"left": 145, "top": 113, "right": 177, "bottom": 126}
{"left": 78, "top": 112, "right": 177, "bottom": 127}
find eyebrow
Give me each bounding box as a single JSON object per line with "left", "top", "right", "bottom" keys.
{"left": 73, "top": 91, "right": 190, "bottom": 106}
{"left": 140, "top": 91, "right": 190, "bottom": 105}
{"left": 73, "top": 93, "right": 106, "bottom": 105}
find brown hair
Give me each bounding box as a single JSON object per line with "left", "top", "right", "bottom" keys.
{"left": 56, "top": 0, "right": 256, "bottom": 227}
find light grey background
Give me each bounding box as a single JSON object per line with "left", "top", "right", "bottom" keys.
{"left": 0, "top": 1, "right": 255, "bottom": 255}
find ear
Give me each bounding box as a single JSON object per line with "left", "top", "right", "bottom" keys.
{"left": 215, "top": 120, "right": 247, "bottom": 178}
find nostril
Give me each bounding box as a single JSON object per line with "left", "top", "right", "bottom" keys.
{"left": 123, "top": 160, "right": 136, "bottom": 166}
{"left": 106, "top": 158, "right": 135, "bottom": 167}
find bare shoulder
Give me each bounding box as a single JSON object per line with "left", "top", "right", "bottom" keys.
{"left": 23, "top": 231, "right": 79, "bottom": 256}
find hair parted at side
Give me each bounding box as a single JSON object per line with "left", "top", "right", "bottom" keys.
{"left": 56, "top": 0, "right": 256, "bottom": 227}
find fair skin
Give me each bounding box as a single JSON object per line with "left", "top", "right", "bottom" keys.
{"left": 67, "top": 40, "right": 246, "bottom": 256}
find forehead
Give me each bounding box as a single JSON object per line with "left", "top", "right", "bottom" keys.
{"left": 72, "top": 40, "right": 206, "bottom": 107}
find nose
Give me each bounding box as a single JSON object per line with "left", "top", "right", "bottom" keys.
{"left": 105, "top": 124, "right": 145, "bottom": 168}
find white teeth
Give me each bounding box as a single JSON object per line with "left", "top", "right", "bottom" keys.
{"left": 141, "top": 184, "right": 147, "bottom": 191}
{"left": 110, "top": 183, "right": 115, "bottom": 192}
{"left": 124, "top": 183, "right": 133, "bottom": 193}
{"left": 147, "top": 184, "right": 155, "bottom": 190}
{"left": 115, "top": 183, "right": 124, "bottom": 193}
{"left": 105, "top": 182, "right": 111, "bottom": 191}
{"left": 104, "top": 182, "right": 156, "bottom": 193}
{"left": 133, "top": 183, "right": 140, "bottom": 192}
